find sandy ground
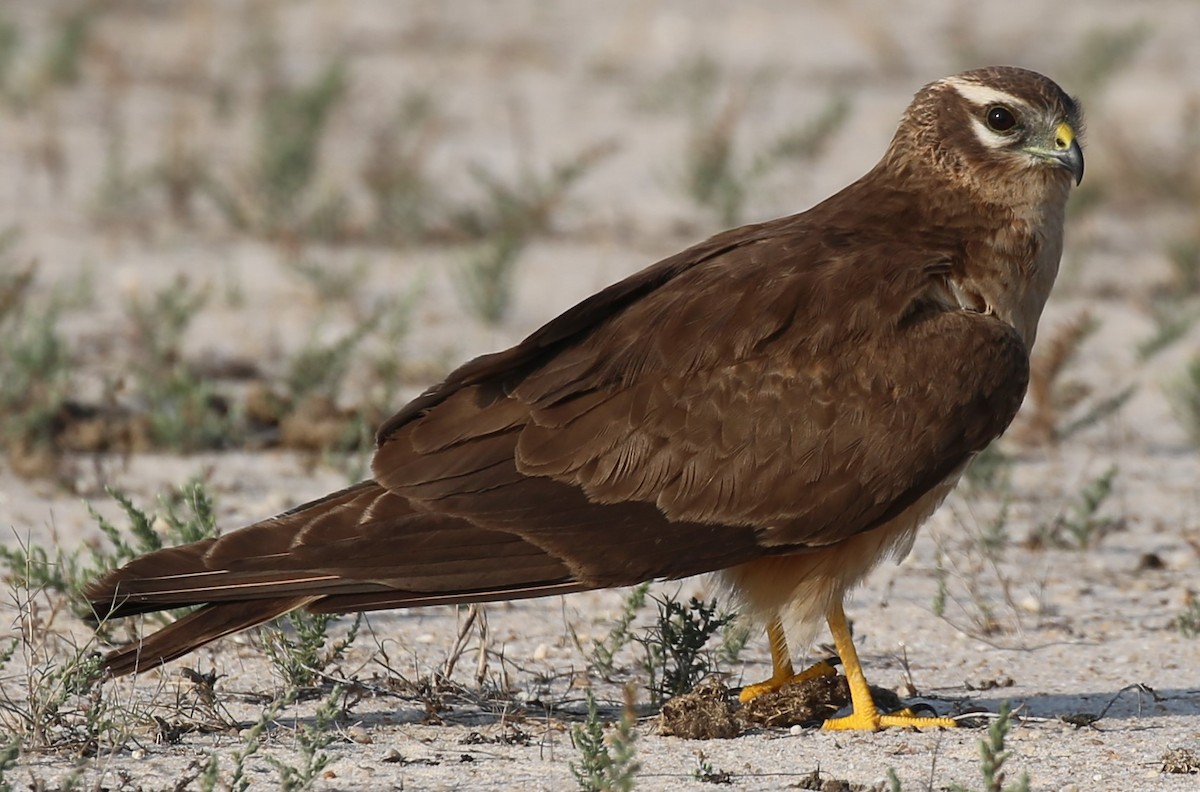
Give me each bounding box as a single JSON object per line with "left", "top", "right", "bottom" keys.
{"left": 2, "top": 1, "right": 1200, "bottom": 789}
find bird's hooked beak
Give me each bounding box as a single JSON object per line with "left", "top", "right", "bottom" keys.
{"left": 1026, "top": 121, "right": 1084, "bottom": 185}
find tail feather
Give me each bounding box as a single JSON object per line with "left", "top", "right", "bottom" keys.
{"left": 305, "top": 580, "right": 587, "bottom": 613}
{"left": 86, "top": 479, "right": 593, "bottom": 676}
{"left": 101, "top": 597, "right": 311, "bottom": 677}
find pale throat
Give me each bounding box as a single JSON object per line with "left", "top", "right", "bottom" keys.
{"left": 974, "top": 195, "right": 1067, "bottom": 348}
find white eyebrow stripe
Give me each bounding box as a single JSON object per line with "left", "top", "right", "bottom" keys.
{"left": 968, "top": 118, "right": 1010, "bottom": 149}
{"left": 942, "top": 77, "right": 1026, "bottom": 109}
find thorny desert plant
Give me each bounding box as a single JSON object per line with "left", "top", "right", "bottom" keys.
{"left": 40, "top": 3, "right": 94, "bottom": 88}
{"left": 454, "top": 140, "right": 615, "bottom": 324}
{"left": 950, "top": 702, "right": 1030, "bottom": 792}
{"left": 1016, "top": 312, "right": 1134, "bottom": 446}
{"left": 1029, "top": 465, "right": 1121, "bottom": 550}
{"left": 963, "top": 445, "right": 1015, "bottom": 493}
{"left": 932, "top": 501, "right": 1026, "bottom": 639}
{"left": 362, "top": 90, "right": 445, "bottom": 243}
{"left": 281, "top": 253, "right": 373, "bottom": 307}
{"left": 0, "top": 277, "right": 72, "bottom": 469}
{"left": 682, "top": 92, "right": 850, "bottom": 227}
{"left": 1174, "top": 591, "right": 1200, "bottom": 638}
{"left": 262, "top": 611, "right": 363, "bottom": 691}
{"left": 452, "top": 140, "right": 616, "bottom": 242}
{"left": 150, "top": 108, "right": 212, "bottom": 225}
{"left": 652, "top": 56, "right": 849, "bottom": 227}
{"left": 1166, "top": 235, "right": 1200, "bottom": 297}
{"left": 691, "top": 752, "right": 732, "bottom": 785}
{"left": 635, "top": 594, "right": 731, "bottom": 704}
{"left": 637, "top": 54, "right": 723, "bottom": 115}
{"left": 696, "top": 753, "right": 729, "bottom": 787}
{"left": 247, "top": 271, "right": 420, "bottom": 456}
{"left": 201, "top": 46, "right": 347, "bottom": 237}
{"left": 125, "top": 272, "right": 211, "bottom": 362}
{"left": 197, "top": 691, "right": 290, "bottom": 792}
{"left": 573, "top": 582, "right": 650, "bottom": 680}
{"left": 456, "top": 232, "right": 526, "bottom": 325}
{"left": 0, "top": 232, "right": 31, "bottom": 320}
{"left": 125, "top": 275, "right": 239, "bottom": 451}
{"left": 0, "top": 736, "right": 17, "bottom": 789}
{"left": 255, "top": 60, "right": 347, "bottom": 232}
{"left": 264, "top": 685, "right": 346, "bottom": 792}
{"left": 932, "top": 546, "right": 1005, "bottom": 638}
{"left": 1138, "top": 233, "right": 1200, "bottom": 360}
{"left": 355, "top": 285, "right": 424, "bottom": 413}
{"left": 1171, "top": 354, "right": 1200, "bottom": 448}
{"left": 0, "top": 635, "right": 110, "bottom": 756}
{"left": 91, "top": 108, "right": 158, "bottom": 232}
{"left": 570, "top": 686, "right": 640, "bottom": 792}
{"left": 1138, "top": 296, "right": 1200, "bottom": 361}
{"left": 284, "top": 313, "right": 382, "bottom": 405}
{"left": 1, "top": 480, "right": 219, "bottom": 635}
{"left": 139, "top": 364, "right": 232, "bottom": 453}
{"left": 195, "top": 675, "right": 349, "bottom": 790}
{"left": 272, "top": 295, "right": 417, "bottom": 457}
{"left": 882, "top": 702, "right": 1030, "bottom": 791}
{"left": 0, "top": 561, "right": 136, "bottom": 758}
{"left": 0, "top": 12, "right": 19, "bottom": 96}
{"left": 716, "top": 615, "right": 750, "bottom": 666}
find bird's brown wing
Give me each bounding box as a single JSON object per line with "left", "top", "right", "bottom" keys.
{"left": 86, "top": 217, "right": 1028, "bottom": 674}
{"left": 372, "top": 218, "right": 1029, "bottom": 571}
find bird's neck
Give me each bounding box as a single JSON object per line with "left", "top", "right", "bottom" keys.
{"left": 912, "top": 171, "right": 1071, "bottom": 352}
{"left": 959, "top": 183, "right": 1070, "bottom": 350}
{"left": 873, "top": 136, "right": 1073, "bottom": 351}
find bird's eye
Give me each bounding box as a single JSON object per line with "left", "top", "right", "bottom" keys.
{"left": 985, "top": 105, "right": 1017, "bottom": 133}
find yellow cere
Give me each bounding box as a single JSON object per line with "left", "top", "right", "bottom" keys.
{"left": 1054, "top": 121, "right": 1075, "bottom": 150}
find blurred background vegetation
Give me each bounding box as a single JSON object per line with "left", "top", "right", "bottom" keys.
{"left": 0, "top": 0, "right": 1196, "bottom": 484}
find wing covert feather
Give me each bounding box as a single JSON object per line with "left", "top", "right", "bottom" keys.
{"left": 373, "top": 223, "right": 1029, "bottom": 566}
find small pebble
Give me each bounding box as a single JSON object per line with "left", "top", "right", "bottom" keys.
{"left": 416, "top": 633, "right": 435, "bottom": 644}
{"left": 1018, "top": 595, "right": 1042, "bottom": 613}
{"left": 789, "top": 725, "right": 803, "bottom": 736}
{"left": 532, "top": 643, "right": 549, "bottom": 661}
{"left": 348, "top": 726, "right": 372, "bottom": 744}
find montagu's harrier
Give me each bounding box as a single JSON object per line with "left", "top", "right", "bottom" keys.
{"left": 87, "top": 65, "right": 1083, "bottom": 731}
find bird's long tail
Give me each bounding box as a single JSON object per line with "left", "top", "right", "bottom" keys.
{"left": 85, "top": 479, "right": 585, "bottom": 676}
{"left": 98, "top": 596, "right": 313, "bottom": 677}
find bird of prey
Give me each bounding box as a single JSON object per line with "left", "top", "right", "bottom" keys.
{"left": 86, "top": 65, "right": 1084, "bottom": 731}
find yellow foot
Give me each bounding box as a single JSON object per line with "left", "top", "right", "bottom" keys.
{"left": 822, "top": 706, "right": 956, "bottom": 731}
{"left": 739, "top": 659, "right": 837, "bottom": 703}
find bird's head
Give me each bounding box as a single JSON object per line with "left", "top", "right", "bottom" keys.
{"left": 886, "top": 66, "right": 1085, "bottom": 209}
{"left": 874, "top": 66, "right": 1084, "bottom": 348}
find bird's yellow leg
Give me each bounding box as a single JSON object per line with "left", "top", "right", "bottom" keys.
{"left": 821, "top": 601, "right": 955, "bottom": 731}
{"left": 738, "top": 617, "right": 837, "bottom": 702}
